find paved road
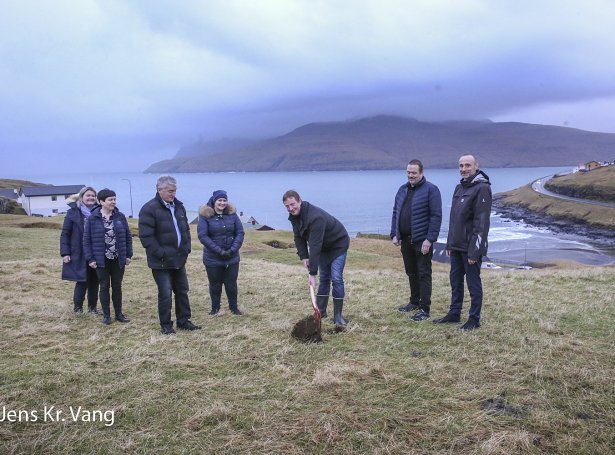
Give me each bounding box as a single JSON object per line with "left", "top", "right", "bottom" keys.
{"left": 532, "top": 175, "right": 615, "bottom": 208}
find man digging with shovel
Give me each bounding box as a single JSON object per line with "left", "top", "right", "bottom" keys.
{"left": 283, "top": 190, "right": 350, "bottom": 331}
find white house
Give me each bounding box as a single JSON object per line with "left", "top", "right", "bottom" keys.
{"left": 18, "top": 185, "right": 84, "bottom": 216}
{"left": 239, "top": 211, "right": 260, "bottom": 227}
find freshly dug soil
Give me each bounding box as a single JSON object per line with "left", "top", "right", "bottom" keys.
{"left": 291, "top": 315, "right": 322, "bottom": 343}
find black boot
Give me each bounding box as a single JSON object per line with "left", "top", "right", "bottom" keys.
{"left": 333, "top": 298, "right": 347, "bottom": 329}
{"left": 316, "top": 295, "right": 329, "bottom": 318}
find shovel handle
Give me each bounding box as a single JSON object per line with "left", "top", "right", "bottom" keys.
{"left": 309, "top": 283, "right": 321, "bottom": 322}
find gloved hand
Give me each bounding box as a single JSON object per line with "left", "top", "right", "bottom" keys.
{"left": 220, "top": 249, "right": 233, "bottom": 258}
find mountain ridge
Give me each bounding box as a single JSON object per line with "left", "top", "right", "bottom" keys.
{"left": 145, "top": 115, "right": 615, "bottom": 172}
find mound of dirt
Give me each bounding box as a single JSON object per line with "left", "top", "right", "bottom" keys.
{"left": 291, "top": 315, "right": 322, "bottom": 343}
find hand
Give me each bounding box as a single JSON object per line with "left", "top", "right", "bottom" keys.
{"left": 445, "top": 249, "right": 451, "bottom": 257}
{"left": 302, "top": 259, "right": 310, "bottom": 269}
{"left": 62, "top": 255, "right": 71, "bottom": 263}
{"left": 89, "top": 261, "right": 97, "bottom": 269}
{"left": 421, "top": 240, "right": 432, "bottom": 255}
{"left": 125, "top": 258, "right": 132, "bottom": 265}
{"left": 392, "top": 236, "right": 399, "bottom": 246}
{"left": 220, "top": 250, "right": 232, "bottom": 258}
{"left": 468, "top": 258, "right": 477, "bottom": 265}
{"left": 308, "top": 274, "right": 317, "bottom": 288}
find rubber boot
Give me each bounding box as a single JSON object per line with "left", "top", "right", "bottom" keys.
{"left": 316, "top": 295, "right": 329, "bottom": 318}
{"left": 333, "top": 298, "right": 347, "bottom": 329}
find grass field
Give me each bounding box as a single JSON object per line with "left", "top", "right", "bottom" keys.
{"left": 0, "top": 215, "right": 613, "bottom": 454}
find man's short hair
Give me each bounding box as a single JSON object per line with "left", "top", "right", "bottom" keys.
{"left": 156, "top": 176, "right": 177, "bottom": 190}
{"left": 408, "top": 159, "right": 423, "bottom": 173}
{"left": 282, "top": 190, "right": 301, "bottom": 202}
{"left": 459, "top": 154, "right": 478, "bottom": 166}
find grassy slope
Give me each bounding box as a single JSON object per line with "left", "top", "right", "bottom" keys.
{"left": 544, "top": 165, "right": 615, "bottom": 203}
{"left": 0, "top": 178, "right": 49, "bottom": 189}
{"left": 496, "top": 184, "right": 615, "bottom": 229}
{"left": 0, "top": 216, "right": 613, "bottom": 454}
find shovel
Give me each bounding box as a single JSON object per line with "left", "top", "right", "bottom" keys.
{"left": 309, "top": 283, "right": 322, "bottom": 327}
{"left": 290, "top": 283, "right": 323, "bottom": 343}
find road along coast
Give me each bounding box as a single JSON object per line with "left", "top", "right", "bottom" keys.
{"left": 492, "top": 182, "right": 615, "bottom": 247}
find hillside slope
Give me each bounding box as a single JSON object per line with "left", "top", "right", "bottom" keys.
{"left": 544, "top": 166, "right": 615, "bottom": 203}
{"left": 146, "top": 116, "right": 615, "bottom": 172}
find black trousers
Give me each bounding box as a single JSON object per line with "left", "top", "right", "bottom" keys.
{"left": 400, "top": 238, "right": 433, "bottom": 313}
{"left": 95, "top": 259, "right": 125, "bottom": 318}
{"left": 73, "top": 265, "right": 99, "bottom": 309}
{"left": 205, "top": 263, "right": 239, "bottom": 311}
{"left": 151, "top": 267, "right": 192, "bottom": 327}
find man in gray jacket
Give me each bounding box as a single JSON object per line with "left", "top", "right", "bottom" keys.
{"left": 433, "top": 155, "right": 492, "bottom": 331}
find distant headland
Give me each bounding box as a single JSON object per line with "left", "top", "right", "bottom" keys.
{"left": 145, "top": 115, "right": 615, "bottom": 173}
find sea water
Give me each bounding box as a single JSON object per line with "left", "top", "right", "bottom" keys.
{"left": 13, "top": 167, "right": 615, "bottom": 265}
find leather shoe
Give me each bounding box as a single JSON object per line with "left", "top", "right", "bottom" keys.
{"left": 177, "top": 321, "right": 201, "bottom": 331}
{"left": 115, "top": 314, "right": 130, "bottom": 323}
{"left": 230, "top": 309, "right": 242, "bottom": 316}
{"left": 459, "top": 318, "right": 480, "bottom": 331}
{"left": 432, "top": 313, "right": 461, "bottom": 324}
{"left": 398, "top": 303, "right": 418, "bottom": 313}
{"left": 209, "top": 308, "right": 220, "bottom": 315}
{"left": 102, "top": 316, "right": 111, "bottom": 325}
{"left": 161, "top": 325, "right": 176, "bottom": 335}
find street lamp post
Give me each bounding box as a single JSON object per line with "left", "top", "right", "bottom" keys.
{"left": 121, "top": 178, "right": 134, "bottom": 218}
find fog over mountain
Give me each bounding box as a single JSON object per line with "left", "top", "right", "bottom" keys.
{"left": 146, "top": 116, "right": 615, "bottom": 172}
{"left": 3, "top": 2, "right": 615, "bottom": 175}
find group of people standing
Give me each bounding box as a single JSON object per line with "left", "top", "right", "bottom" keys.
{"left": 60, "top": 153, "right": 491, "bottom": 334}
{"left": 60, "top": 176, "right": 246, "bottom": 334}
{"left": 392, "top": 154, "right": 492, "bottom": 331}
{"left": 61, "top": 187, "right": 132, "bottom": 325}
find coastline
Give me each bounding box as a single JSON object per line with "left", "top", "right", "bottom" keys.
{"left": 492, "top": 194, "right": 615, "bottom": 247}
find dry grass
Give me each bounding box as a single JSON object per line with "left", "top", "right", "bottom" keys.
{"left": 497, "top": 184, "right": 615, "bottom": 228}
{"left": 0, "top": 215, "right": 614, "bottom": 454}
{"left": 545, "top": 166, "right": 615, "bottom": 203}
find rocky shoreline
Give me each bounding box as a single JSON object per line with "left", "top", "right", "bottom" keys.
{"left": 492, "top": 195, "right": 615, "bottom": 247}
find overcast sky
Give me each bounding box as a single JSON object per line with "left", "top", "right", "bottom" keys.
{"left": 2, "top": 0, "right": 615, "bottom": 175}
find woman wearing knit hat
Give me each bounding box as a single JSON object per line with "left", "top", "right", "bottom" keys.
{"left": 61, "top": 186, "right": 101, "bottom": 314}
{"left": 197, "top": 190, "right": 245, "bottom": 315}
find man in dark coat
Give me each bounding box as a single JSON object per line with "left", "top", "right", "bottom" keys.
{"left": 283, "top": 190, "right": 350, "bottom": 329}
{"left": 433, "top": 154, "right": 492, "bottom": 331}
{"left": 390, "top": 159, "right": 442, "bottom": 321}
{"left": 138, "top": 176, "right": 201, "bottom": 334}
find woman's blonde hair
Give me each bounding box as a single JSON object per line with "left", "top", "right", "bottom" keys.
{"left": 77, "top": 186, "right": 97, "bottom": 203}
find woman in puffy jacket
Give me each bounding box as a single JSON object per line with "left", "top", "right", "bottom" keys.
{"left": 83, "top": 188, "right": 133, "bottom": 325}
{"left": 197, "top": 190, "right": 245, "bottom": 315}
{"left": 60, "top": 186, "right": 100, "bottom": 314}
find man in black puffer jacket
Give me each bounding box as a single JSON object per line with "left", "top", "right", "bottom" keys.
{"left": 390, "top": 159, "right": 442, "bottom": 322}
{"left": 139, "top": 176, "right": 201, "bottom": 334}
{"left": 283, "top": 190, "right": 350, "bottom": 329}
{"left": 433, "top": 155, "right": 492, "bottom": 331}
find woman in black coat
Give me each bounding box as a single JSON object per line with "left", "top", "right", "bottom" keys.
{"left": 60, "top": 186, "right": 100, "bottom": 314}
{"left": 197, "top": 190, "right": 244, "bottom": 315}
{"left": 83, "top": 188, "right": 133, "bottom": 325}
